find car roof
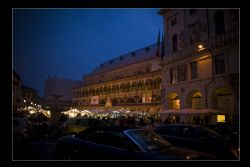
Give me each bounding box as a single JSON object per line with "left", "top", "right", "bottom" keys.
{"left": 82, "top": 126, "right": 138, "bottom": 132}
{"left": 77, "top": 126, "right": 138, "bottom": 138}
{"left": 155, "top": 124, "right": 206, "bottom": 130}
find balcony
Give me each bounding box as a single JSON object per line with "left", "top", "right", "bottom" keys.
{"left": 163, "top": 31, "right": 239, "bottom": 65}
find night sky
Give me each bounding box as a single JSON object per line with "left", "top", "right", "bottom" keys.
{"left": 13, "top": 9, "right": 163, "bottom": 97}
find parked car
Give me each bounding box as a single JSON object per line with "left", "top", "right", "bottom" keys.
{"left": 61, "top": 117, "right": 108, "bottom": 135}
{"left": 13, "top": 117, "right": 32, "bottom": 144}
{"left": 154, "top": 124, "right": 238, "bottom": 160}
{"left": 209, "top": 122, "right": 239, "bottom": 148}
{"left": 55, "top": 126, "right": 218, "bottom": 160}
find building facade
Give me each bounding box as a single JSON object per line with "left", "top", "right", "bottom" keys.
{"left": 73, "top": 44, "right": 163, "bottom": 113}
{"left": 13, "top": 71, "right": 21, "bottom": 111}
{"left": 44, "top": 76, "right": 83, "bottom": 109}
{"left": 159, "top": 9, "right": 239, "bottom": 124}
{"left": 21, "top": 85, "right": 41, "bottom": 105}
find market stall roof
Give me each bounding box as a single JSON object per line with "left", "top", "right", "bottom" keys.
{"left": 65, "top": 108, "right": 80, "bottom": 112}
{"left": 199, "top": 108, "right": 227, "bottom": 114}
{"left": 81, "top": 110, "right": 92, "bottom": 113}
{"left": 159, "top": 108, "right": 227, "bottom": 115}
{"left": 89, "top": 108, "right": 105, "bottom": 113}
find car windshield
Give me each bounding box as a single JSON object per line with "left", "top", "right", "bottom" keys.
{"left": 126, "top": 129, "right": 171, "bottom": 152}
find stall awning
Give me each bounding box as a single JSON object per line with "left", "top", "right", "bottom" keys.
{"left": 159, "top": 108, "right": 227, "bottom": 115}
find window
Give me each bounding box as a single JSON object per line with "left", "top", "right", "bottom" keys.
{"left": 159, "top": 126, "right": 179, "bottom": 136}
{"left": 172, "top": 97, "right": 180, "bottom": 109}
{"left": 126, "top": 130, "right": 171, "bottom": 152}
{"left": 171, "top": 18, "right": 177, "bottom": 26}
{"left": 215, "top": 54, "right": 225, "bottom": 74}
{"left": 190, "top": 61, "right": 197, "bottom": 79}
{"left": 170, "top": 68, "right": 176, "bottom": 84}
{"left": 217, "top": 115, "right": 225, "bottom": 123}
{"left": 178, "top": 65, "right": 187, "bottom": 82}
{"left": 145, "top": 47, "right": 150, "bottom": 52}
{"left": 214, "top": 10, "right": 225, "bottom": 35}
{"left": 85, "top": 130, "right": 139, "bottom": 150}
{"left": 172, "top": 34, "right": 178, "bottom": 52}
{"left": 189, "top": 9, "right": 197, "bottom": 16}
{"left": 131, "top": 52, "right": 136, "bottom": 57}
{"left": 181, "top": 127, "right": 194, "bottom": 137}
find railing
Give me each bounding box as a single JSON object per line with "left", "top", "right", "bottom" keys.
{"left": 73, "top": 90, "right": 162, "bottom": 98}
{"left": 163, "top": 31, "right": 239, "bottom": 65}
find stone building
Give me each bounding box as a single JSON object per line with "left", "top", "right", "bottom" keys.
{"left": 21, "top": 85, "right": 41, "bottom": 105}
{"left": 44, "top": 76, "right": 83, "bottom": 109}
{"left": 13, "top": 71, "right": 21, "bottom": 111}
{"left": 159, "top": 9, "right": 239, "bottom": 124}
{"left": 73, "top": 43, "right": 163, "bottom": 114}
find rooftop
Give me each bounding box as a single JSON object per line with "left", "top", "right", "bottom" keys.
{"left": 89, "top": 43, "right": 158, "bottom": 75}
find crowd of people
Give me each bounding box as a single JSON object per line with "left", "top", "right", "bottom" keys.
{"left": 13, "top": 109, "right": 239, "bottom": 145}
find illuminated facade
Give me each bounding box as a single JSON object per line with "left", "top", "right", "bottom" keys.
{"left": 73, "top": 44, "right": 163, "bottom": 113}
{"left": 159, "top": 9, "right": 239, "bottom": 123}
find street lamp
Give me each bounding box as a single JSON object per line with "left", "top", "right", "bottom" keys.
{"left": 197, "top": 44, "right": 214, "bottom": 108}
{"left": 198, "top": 44, "right": 205, "bottom": 51}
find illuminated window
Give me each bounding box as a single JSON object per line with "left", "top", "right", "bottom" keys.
{"left": 172, "top": 99, "right": 180, "bottom": 109}
{"left": 172, "top": 96, "right": 180, "bottom": 109}
{"left": 217, "top": 115, "right": 225, "bottom": 122}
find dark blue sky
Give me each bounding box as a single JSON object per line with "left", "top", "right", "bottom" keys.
{"left": 13, "top": 9, "right": 163, "bottom": 97}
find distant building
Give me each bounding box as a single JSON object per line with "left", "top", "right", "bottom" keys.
{"left": 159, "top": 9, "right": 239, "bottom": 124}
{"left": 44, "top": 76, "right": 83, "bottom": 108}
{"left": 13, "top": 71, "right": 21, "bottom": 111}
{"left": 73, "top": 43, "right": 162, "bottom": 113}
{"left": 21, "top": 85, "right": 40, "bottom": 105}
{"left": 13, "top": 71, "right": 41, "bottom": 110}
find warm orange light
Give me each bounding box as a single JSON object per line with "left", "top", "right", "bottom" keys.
{"left": 217, "top": 115, "right": 225, "bottom": 122}
{"left": 198, "top": 44, "right": 204, "bottom": 50}
{"left": 173, "top": 99, "right": 180, "bottom": 109}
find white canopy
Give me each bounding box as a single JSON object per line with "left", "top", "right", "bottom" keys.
{"left": 89, "top": 108, "right": 105, "bottom": 113}
{"left": 159, "top": 108, "right": 226, "bottom": 115}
